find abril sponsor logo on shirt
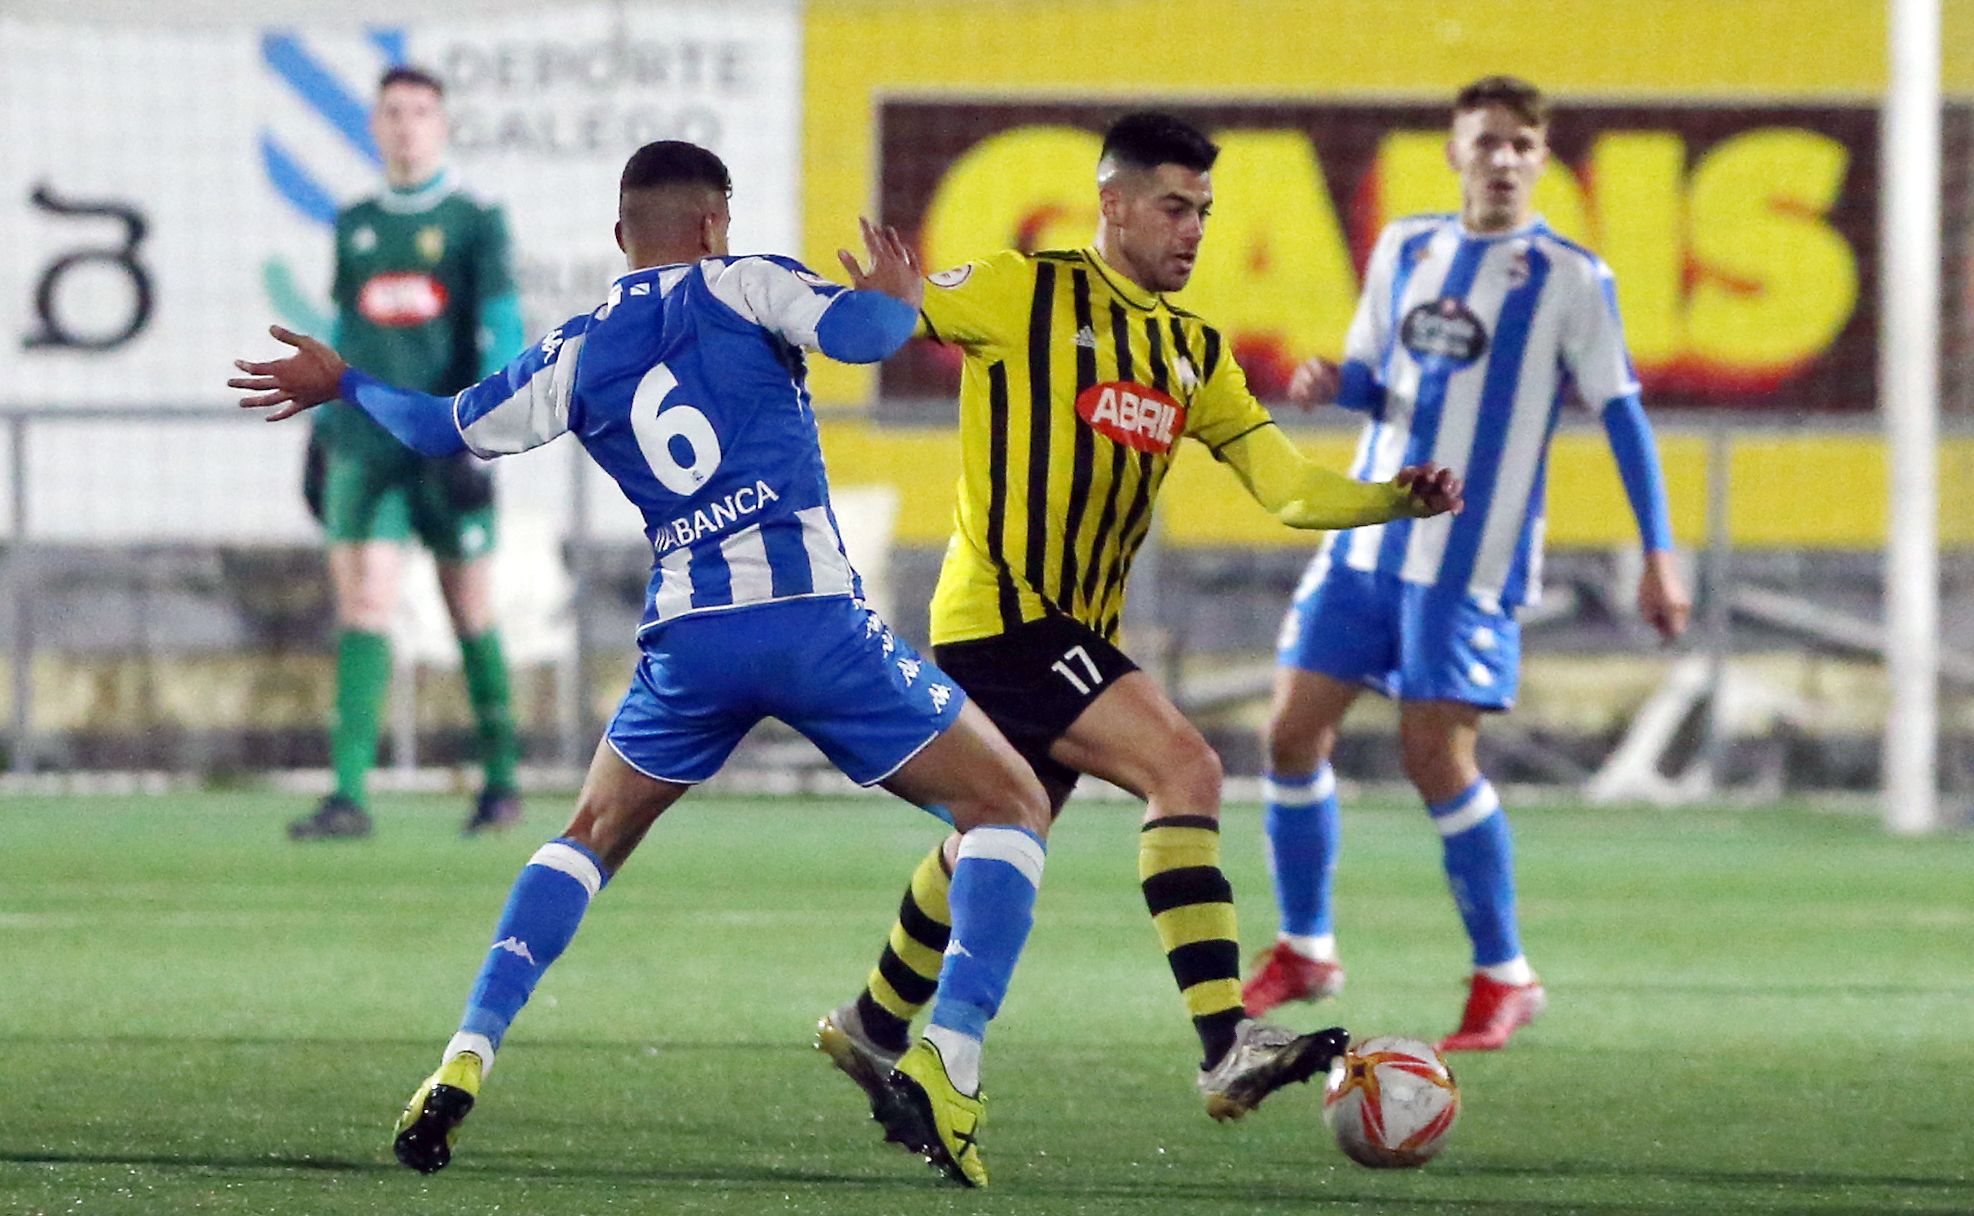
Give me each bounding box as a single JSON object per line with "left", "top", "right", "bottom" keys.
{"left": 1074, "top": 381, "right": 1186, "bottom": 454}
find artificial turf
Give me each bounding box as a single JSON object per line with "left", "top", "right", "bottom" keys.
{"left": 1, "top": 791, "right": 1968, "bottom": 1214}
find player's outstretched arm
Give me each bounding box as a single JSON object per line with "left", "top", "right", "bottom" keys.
{"left": 231, "top": 324, "right": 466, "bottom": 457}
{"left": 806, "top": 217, "right": 923, "bottom": 364}
{"left": 1218, "top": 423, "right": 1462, "bottom": 528}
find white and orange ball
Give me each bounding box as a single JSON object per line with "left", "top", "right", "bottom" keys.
{"left": 1321, "top": 1035, "right": 1461, "bottom": 1168}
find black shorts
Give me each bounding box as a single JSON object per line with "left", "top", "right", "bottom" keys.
{"left": 933, "top": 613, "right": 1139, "bottom": 792}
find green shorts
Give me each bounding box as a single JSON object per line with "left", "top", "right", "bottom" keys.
{"left": 319, "top": 444, "right": 497, "bottom": 561}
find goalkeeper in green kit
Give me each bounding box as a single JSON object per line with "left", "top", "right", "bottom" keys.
{"left": 291, "top": 65, "right": 527, "bottom": 840}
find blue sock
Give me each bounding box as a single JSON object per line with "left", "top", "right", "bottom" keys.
{"left": 1428, "top": 779, "right": 1521, "bottom": 967}
{"left": 451, "top": 837, "right": 607, "bottom": 1065}
{"left": 1263, "top": 765, "right": 1340, "bottom": 939}
{"left": 928, "top": 826, "right": 1046, "bottom": 1044}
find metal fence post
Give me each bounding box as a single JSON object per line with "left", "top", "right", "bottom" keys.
{"left": 7, "top": 414, "right": 32, "bottom": 775}
{"left": 1699, "top": 422, "right": 1734, "bottom": 781}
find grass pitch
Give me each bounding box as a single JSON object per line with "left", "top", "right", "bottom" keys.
{"left": 1, "top": 790, "right": 1969, "bottom": 1215}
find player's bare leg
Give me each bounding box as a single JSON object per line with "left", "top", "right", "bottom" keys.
{"left": 1050, "top": 672, "right": 1347, "bottom": 1119}
{"left": 1398, "top": 700, "right": 1545, "bottom": 1051}
{"left": 438, "top": 556, "right": 522, "bottom": 834}
{"left": 394, "top": 742, "right": 688, "bottom": 1173}
{"left": 1245, "top": 669, "right": 1360, "bottom": 1015}
{"left": 291, "top": 541, "right": 404, "bottom": 839}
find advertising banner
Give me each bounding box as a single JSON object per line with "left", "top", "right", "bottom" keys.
{"left": 876, "top": 98, "right": 1971, "bottom": 413}
{"left": 0, "top": 3, "right": 800, "bottom": 408}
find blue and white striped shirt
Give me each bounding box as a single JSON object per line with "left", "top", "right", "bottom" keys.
{"left": 1320, "top": 214, "right": 1666, "bottom": 610}
{"left": 449, "top": 255, "right": 892, "bottom": 635}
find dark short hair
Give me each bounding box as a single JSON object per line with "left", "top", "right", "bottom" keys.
{"left": 379, "top": 65, "right": 445, "bottom": 98}
{"left": 1099, "top": 112, "right": 1219, "bottom": 175}
{"left": 1454, "top": 75, "right": 1549, "bottom": 127}
{"left": 620, "top": 140, "right": 733, "bottom": 197}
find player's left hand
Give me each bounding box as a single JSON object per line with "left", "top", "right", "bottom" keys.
{"left": 838, "top": 217, "right": 924, "bottom": 311}
{"left": 1394, "top": 463, "right": 1464, "bottom": 517}
{"left": 1638, "top": 550, "right": 1691, "bottom": 643}
{"left": 228, "top": 325, "right": 348, "bottom": 422}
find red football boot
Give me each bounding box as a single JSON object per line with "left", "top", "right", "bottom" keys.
{"left": 1436, "top": 973, "right": 1547, "bottom": 1052}
{"left": 1240, "top": 942, "right": 1346, "bottom": 1018}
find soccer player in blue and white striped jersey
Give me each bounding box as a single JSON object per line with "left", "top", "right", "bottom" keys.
{"left": 231, "top": 141, "right": 1049, "bottom": 1188}
{"left": 1244, "top": 77, "right": 1691, "bottom": 1051}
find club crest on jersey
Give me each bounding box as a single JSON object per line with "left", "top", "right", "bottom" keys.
{"left": 1400, "top": 297, "right": 1488, "bottom": 365}
{"left": 928, "top": 265, "right": 972, "bottom": 289}
{"left": 1506, "top": 243, "right": 1532, "bottom": 288}
{"left": 417, "top": 225, "right": 445, "bottom": 263}
{"left": 357, "top": 272, "right": 449, "bottom": 327}
{"left": 1075, "top": 381, "right": 1186, "bottom": 454}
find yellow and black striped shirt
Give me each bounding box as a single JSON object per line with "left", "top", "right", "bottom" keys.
{"left": 919, "top": 245, "right": 1404, "bottom": 646}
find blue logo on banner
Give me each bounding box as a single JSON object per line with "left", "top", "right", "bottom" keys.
{"left": 257, "top": 28, "right": 404, "bottom": 330}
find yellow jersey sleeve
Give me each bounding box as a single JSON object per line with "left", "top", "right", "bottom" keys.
{"left": 916, "top": 249, "right": 1035, "bottom": 349}
{"left": 1218, "top": 424, "right": 1418, "bottom": 529}
{"left": 1188, "top": 344, "right": 1417, "bottom": 528}
{"left": 1183, "top": 337, "right": 1277, "bottom": 454}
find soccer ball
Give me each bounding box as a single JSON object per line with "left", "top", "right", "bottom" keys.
{"left": 1321, "top": 1035, "right": 1460, "bottom": 1168}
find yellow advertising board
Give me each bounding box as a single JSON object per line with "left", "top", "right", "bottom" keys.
{"left": 801, "top": 0, "right": 1974, "bottom": 548}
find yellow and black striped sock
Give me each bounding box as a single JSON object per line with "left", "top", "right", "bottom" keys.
{"left": 854, "top": 845, "right": 952, "bottom": 1054}
{"left": 1140, "top": 816, "right": 1245, "bottom": 1068}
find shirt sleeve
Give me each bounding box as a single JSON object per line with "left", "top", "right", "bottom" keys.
{"left": 700, "top": 255, "right": 850, "bottom": 351}
{"left": 336, "top": 370, "right": 465, "bottom": 458}
{"left": 1334, "top": 223, "right": 1403, "bottom": 415}
{"left": 452, "top": 313, "right": 593, "bottom": 457}
{"left": 472, "top": 204, "right": 519, "bottom": 301}
{"left": 1601, "top": 392, "right": 1675, "bottom": 552}
{"left": 1215, "top": 422, "right": 1417, "bottom": 529}
{"left": 1562, "top": 254, "right": 1643, "bottom": 412}
{"left": 1183, "top": 334, "right": 1280, "bottom": 455}
{"left": 1183, "top": 337, "right": 1418, "bottom": 528}
{"left": 915, "top": 249, "right": 1033, "bottom": 349}
{"left": 330, "top": 210, "right": 356, "bottom": 312}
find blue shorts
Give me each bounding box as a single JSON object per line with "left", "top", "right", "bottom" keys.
{"left": 1275, "top": 561, "right": 1521, "bottom": 709}
{"left": 606, "top": 596, "right": 966, "bottom": 786}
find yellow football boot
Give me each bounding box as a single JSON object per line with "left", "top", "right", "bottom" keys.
{"left": 392, "top": 1051, "right": 483, "bottom": 1173}
{"left": 883, "top": 1040, "right": 987, "bottom": 1188}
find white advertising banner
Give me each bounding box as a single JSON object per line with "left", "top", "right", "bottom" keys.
{"left": 0, "top": 2, "right": 802, "bottom": 409}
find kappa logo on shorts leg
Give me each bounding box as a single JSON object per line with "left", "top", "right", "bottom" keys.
{"left": 929, "top": 684, "right": 951, "bottom": 710}
{"left": 896, "top": 656, "right": 921, "bottom": 685}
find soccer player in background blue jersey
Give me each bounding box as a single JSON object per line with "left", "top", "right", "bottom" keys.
{"left": 232, "top": 141, "right": 1048, "bottom": 1188}
{"left": 1243, "top": 78, "right": 1691, "bottom": 1051}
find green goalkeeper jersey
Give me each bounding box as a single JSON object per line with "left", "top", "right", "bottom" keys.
{"left": 317, "top": 169, "right": 522, "bottom": 458}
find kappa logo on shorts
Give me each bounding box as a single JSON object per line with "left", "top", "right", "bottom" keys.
{"left": 929, "top": 684, "right": 952, "bottom": 710}
{"left": 896, "top": 657, "right": 921, "bottom": 685}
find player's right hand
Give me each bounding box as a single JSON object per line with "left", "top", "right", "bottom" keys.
{"left": 1286, "top": 356, "right": 1342, "bottom": 410}
{"left": 229, "top": 325, "right": 349, "bottom": 421}
{"left": 1394, "top": 463, "right": 1464, "bottom": 517}
{"left": 837, "top": 217, "right": 924, "bottom": 312}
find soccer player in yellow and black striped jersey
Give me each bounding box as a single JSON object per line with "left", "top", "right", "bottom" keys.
{"left": 815, "top": 114, "right": 1462, "bottom": 1124}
